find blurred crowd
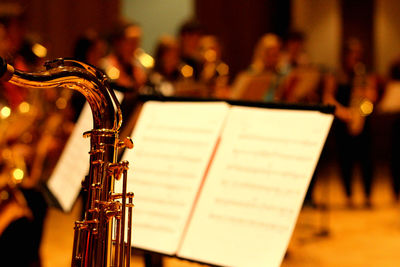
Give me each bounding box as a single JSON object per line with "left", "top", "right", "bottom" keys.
{"left": 2, "top": 11, "right": 400, "bottom": 266}
{"left": 65, "top": 19, "right": 400, "bottom": 209}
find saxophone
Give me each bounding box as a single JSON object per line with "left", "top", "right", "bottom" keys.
{"left": 0, "top": 57, "right": 134, "bottom": 267}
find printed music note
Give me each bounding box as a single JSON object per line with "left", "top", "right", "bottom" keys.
{"left": 178, "top": 106, "right": 333, "bottom": 267}
{"left": 121, "top": 101, "right": 230, "bottom": 254}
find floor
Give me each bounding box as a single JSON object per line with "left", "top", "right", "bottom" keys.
{"left": 40, "top": 161, "right": 400, "bottom": 267}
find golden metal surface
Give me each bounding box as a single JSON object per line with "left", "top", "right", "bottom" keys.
{"left": 1, "top": 58, "right": 133, "bottom": 267}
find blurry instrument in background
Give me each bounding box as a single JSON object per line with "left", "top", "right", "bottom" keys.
{"left": 347, "top": 62, "right": 374, "bottom": 136}
{"left": 0, "top": 57, "right": 134, "bottom": 267}
{"left": 0, "top": 94, "right": 37, "bottom": 237}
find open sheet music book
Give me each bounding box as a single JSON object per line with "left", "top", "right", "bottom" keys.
{"left": 119, "top": 101, "right": 333, "bottom": 267}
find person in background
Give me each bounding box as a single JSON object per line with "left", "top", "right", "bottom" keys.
{"left": 178, "top": 19, "right": 203, "bottom": 81}
{"left": 0, "top": 10, "right": 49, "bottom": 266}
{"left": 101, "top": 21, "right": 147, "bottom": 119}
{"left": 0, "top": 11, "right": 32, "bottom": 109}
{"left": 144, "top": 35, "right": 181, "bottom": 96}
{"left": 74, "top": 31, "right": 107, "bottom": 68}
{"left": 174, "top": 19, "right": 212, "bottom": 97}
{"left": 198, "top": 35, "right": 230, "bottom": 98}
{"left": 101, "top": 21, "right": 147, "bottom": 91}
{"left": 72, "top": 31, "right": 107, "bottom": 120}
{"left": 231, "top": 33, "right": 285, "bottom": 101}
{"left": 279, "top": 31, "right": 309, "bottom": 73}
{"left": 275, "top": 31, "right": 322, "bottom": 104}
{"left": 323, "top": 38, "right": 377, "bottom": 208}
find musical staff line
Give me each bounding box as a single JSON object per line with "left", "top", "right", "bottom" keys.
{"left": 138, "top": 196, "right": 186, "bottom": 207}
{"left": 135, "top": 151, "right": 201, "bottom": 162}
{"left": 239, "top": 134, "right": 317, "bottom": 146}
{"left": 214, "top": 197, "right": 294, "bottom": 215}
{"left": 135, "top": 223, "right": 175, "bottom": 233}
{"left": 134, "top": 179, "right": 191, "bottom": 191}
{"left": 142, "top": 136, "right": 206, "bottom": 146}
{"left": 134, "top": 167, "right": 196, "bottom": 179}
{"left": 136, "top": 209, "right": 180, "bottom": 221}
{"left": 146, "top": 124, "right": 213, "bottom": 134}
{"left": 232, "top": 148, "right": 312, "bottom": 161}
{"left": 225, "top": 180, "right": 301, "bottom": 195}
{"left": 208, "top": 213, "right": 289, "bottom": 232}
{"left": 226, "top": 164, "right": 305, "bottom": 179}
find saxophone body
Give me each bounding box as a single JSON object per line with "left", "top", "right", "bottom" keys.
{"left": 0, "top": 58, "right": 134, "bottom": 267}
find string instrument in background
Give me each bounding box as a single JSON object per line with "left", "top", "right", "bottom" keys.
{"left": 347, "top": 62, "right": 374, "bottom": 136}
{"left": 0, "top": 57, "right": 134, "bottom": 267}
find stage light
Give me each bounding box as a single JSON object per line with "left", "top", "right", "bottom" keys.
{"left": 18, "top": 101, "right": 30, "bottom": 113}
{"left": 32, "top": 43, "right": 47, "bottom": 58}
{"left": 1, "top": 106, "right": 11, "bottom": 119}
{"left": 106, "top": 66, "right": 120, "bottom": 80}
{"left": 12, "top": 168, "right": 24, "bottom": 182}
{"left": 181, "top": 65, "right": 193, "bottom": 78}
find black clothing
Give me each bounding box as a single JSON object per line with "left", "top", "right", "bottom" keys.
{"left": 334, "top": 76, "right": 374, "bottom": 200}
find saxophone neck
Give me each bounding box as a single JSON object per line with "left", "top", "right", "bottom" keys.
{"left": 0, "top": 57, "right": 122, "bottom": 131}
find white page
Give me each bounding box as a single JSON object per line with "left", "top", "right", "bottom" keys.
{"left": 47, "top": 103, "right": 92, "bottom": 212}
{"left": 121, "top": 101, "right": 230, "bottom": 255}
{"left": 47, "top": 92, "right": 123, "bottom": 212}
{"left": 179, "top": 106, "right": 333, "bottom": 267}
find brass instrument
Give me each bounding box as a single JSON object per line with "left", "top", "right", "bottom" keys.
{"left": 347, "top": 62, "right": 374, "bottom": 136}
{"left": 0, "top": 57, "right": 134, "bottom": 267}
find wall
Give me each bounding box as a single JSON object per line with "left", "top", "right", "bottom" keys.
{"left": 1, "top": 0, "right": 120, "bottom": 58}
{"left": 374, "top": 0, "right": 400, "bottom": 76}
{"left": 121, "top": 0, "right": 194, "bottom": 55}
{"left": 196, "top": 0, "right": 291, "bottom": 80}
{"left": 291, "top": 0, "right": 341, "bottom": 71}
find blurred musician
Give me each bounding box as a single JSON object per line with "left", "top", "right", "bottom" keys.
{"left": 323, "top": 38, "right": 377, "bottom": 208}
{"left": 145, "top": 35, "right": 181, "bottom": 96}
{"left": 0, "top": 11, "right": 50, "bottom": 266}
{"left": 275, "top": 31, "right": 321, "bottom": 104}
{"left": 231, "top": 33, "right": 285, "bottom": 101}
{"left": 101, "top": 21, "right": 148, "bottom": 118}
{"left": 198, "top": 35, "right": 230, "bottom": 98}
{"left": 71, "top": 31, "right": 107, "bottom": 120}
{"left": 178, "top": 19, "right": 203, "bottom": 81}
{"left": 101, "top": 21, "right": 147, "bottom": 91}
{"left": 174, "top": 19, "right": 210, "bottom": 97}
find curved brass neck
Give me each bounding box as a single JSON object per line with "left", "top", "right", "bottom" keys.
{"left": 8, "top": 58, "right": 122, "bottom": 131}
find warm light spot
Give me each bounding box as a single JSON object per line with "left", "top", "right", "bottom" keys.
{"left": 137, "top": 52, "right": 154, "bottom": 69}
{"left": 106, "top": 66, "right": 120, "bottom": 80}
{"left": 12, "top": 168, "right": 24, "bottom": 181}
{"left": 216, "top": 63, "right": 229, "bottom": 76}
{"left": 32, "top": 43, "right": 47, "bottom": 58}
{"left": 18, "top": 101, "right": 30, "bottom": 113}
{"left": 0, "top": 106, "right": 11, "bottom": 119}
{"left": 204, "top": 49, "right": 217, "bottom": 62}
{"left": 56, "top": 97, "right": 67, "bottom": 110}
{"left": 181, "top": 65, "right": 194, "bottom": 78}
{"left": 360, "top": 100, "right": 373, "bottom": 116}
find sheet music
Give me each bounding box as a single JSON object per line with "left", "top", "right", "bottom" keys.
{"left": 47, "top": 92, "right": 123, "bottom": 212}
{"left": 121, "top": 101, "right": 229, "bottom": 255}
{"left": 179, "top": 106, "right": 333, "bottom": 267}
{"left": 47, "top": 103, "right": 92, "bottom": 212}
